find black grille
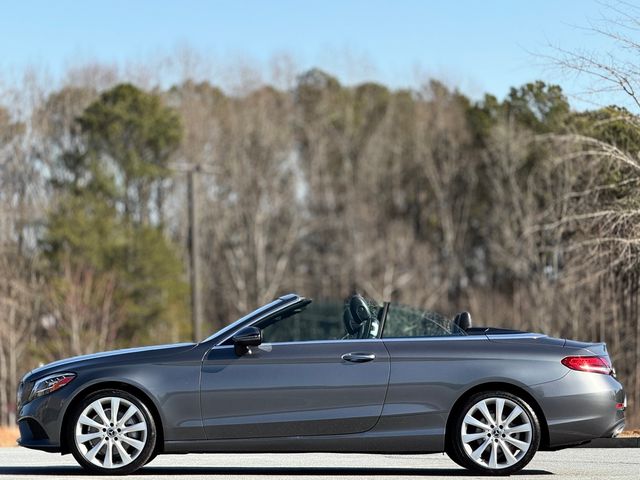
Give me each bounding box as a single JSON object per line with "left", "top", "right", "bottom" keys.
{"left": 17, "top": 380, "right": 33, "bottom": 410}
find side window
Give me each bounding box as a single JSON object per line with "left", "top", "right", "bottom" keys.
{"left": 258, "top": 301, "right": 346, "bottom": 343}
{"left": 382, "top": 304, "right": 464, "bottom": 338}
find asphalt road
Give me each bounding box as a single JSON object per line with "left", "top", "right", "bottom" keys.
{"left": 0, "top": 447, "right": 638, "bottom": 480}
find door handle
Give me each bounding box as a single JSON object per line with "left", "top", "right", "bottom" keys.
{"left": 341, "top": 352, "right": 376, "bottom": 363}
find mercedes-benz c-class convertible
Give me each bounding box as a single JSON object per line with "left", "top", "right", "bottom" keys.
{"left": 17, "top": 293, "right": 625, "bottom": 475}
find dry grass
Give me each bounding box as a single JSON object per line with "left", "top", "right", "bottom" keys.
{"left": 0, "top": 427, "right": 18, "bottom": 447}
{"left": 620, "top": 429, "right": 640, "bottom": 437}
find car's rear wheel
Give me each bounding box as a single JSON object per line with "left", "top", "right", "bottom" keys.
{"left": 448, "top": 391, "right": 540, "bottom": 475}
{"left": 67, "top": 389, "right": 156, "bottom": 475}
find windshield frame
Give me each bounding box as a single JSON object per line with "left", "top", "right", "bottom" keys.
{"left": 202, "top": 294, "right": 302, "bottom": 344}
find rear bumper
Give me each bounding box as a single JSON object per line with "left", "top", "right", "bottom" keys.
{"left": 600, "top": 416, "right": 625, "bottom": 438}
{"left": 534, "top": 371, "right": 625, "bottom": 449}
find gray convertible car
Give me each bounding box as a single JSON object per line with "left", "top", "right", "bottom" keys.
{"left": 17, "top": 293, "right": 625, "bottom": 475}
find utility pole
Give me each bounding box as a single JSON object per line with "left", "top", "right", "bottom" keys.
{"left": 187, "top": 166, "right": 203, "bottom": 342}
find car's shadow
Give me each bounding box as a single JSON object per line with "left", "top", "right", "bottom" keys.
{"left": 0, "top": 466, "right": 553, "bottom": 477}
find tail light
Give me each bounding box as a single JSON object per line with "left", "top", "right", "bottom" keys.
{"left": 561, "top": 356, "right": 613, "bottom": 375}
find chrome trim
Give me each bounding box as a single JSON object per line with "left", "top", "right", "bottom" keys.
{"left": 268, "top": 338, "right": 381, "bottom": 346}
{"left": 384, "top": 333, "right": 544, "bottom": 342}
{"left": 342, "top": 352, "right": 376, "bottom": 363}
{"left": 486, "top": 333, "right": 545, "bottom": 340}
{"left": 382, "top": 335, "right": 487, "bottom": 342}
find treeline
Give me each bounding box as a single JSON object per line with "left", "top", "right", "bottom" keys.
{"left": 1, "top": 64, "right": 639, "bottom": 428}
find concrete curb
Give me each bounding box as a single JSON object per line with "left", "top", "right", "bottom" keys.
{"left": 578, "top": 437, "right": 640, "bottom": 448}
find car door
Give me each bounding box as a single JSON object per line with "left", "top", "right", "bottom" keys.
{"left": 200, "top": 301, "right": 390, "bottom": 440}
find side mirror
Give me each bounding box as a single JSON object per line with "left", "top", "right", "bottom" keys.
{"left": 232, "top": 326, "right": 263, "bottom": 355}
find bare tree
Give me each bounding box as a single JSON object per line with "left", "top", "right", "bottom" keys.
{"left": 0, "top": 73, "right": 50, "bottom": 425}
{"left": 43, "top": 258, "right": 119, "bottom": 360}
{"left": 543, "top": 1, "right": 640, "bottom": 427}
{"left": 0, "top": 254, "right": 39, "bottom": 425}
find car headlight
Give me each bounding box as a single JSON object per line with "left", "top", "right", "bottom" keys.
{"left": 28, "top": 373, "right": 76, "bottom": 402}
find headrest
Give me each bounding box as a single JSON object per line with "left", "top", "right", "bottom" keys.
{"left": 453, "top": 311, "right": 472, "bottom": 331}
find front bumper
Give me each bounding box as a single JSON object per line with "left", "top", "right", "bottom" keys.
{"left": 17, "top": 418, "right": 59, "bottom": 452}
{"left": 16, "top": 387, "right": 69, "bottom": 452}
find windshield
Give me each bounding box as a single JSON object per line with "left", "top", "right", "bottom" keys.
{"left": 382, "top": 303, "right": 466, "bottom": 338}
{"left": 257, "top": 296, "right": 383, "bottom": 343}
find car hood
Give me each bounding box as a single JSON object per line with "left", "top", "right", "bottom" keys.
{"left": 24, "top": 342, "right": 196, "bottom": 380}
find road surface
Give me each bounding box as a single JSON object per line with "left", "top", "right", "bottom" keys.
{"left": 0, "top": 447, "right": 638, "bottom": 479}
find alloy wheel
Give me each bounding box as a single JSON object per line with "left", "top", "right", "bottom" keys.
{"left": 460, "top": 396, "right": 533, "bottom": 470}
{"left": 74, "top": 396, "right": 148, "bottom": 469}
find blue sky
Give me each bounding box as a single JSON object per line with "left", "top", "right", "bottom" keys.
{"left": 0, "top": 0, "right": 625, "bottom": 107}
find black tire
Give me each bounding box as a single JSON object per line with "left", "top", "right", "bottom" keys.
{"left": 66, "top": 389, "right": 157, "bottom": 475}
{"left": 445, "top": 436, "right": 466, "bottom": 469}
{"left": 145, "top": 449, "right": 159, "bottom": 465}
{"left": 448, "top": 391, "right": 540, "bottom": 476}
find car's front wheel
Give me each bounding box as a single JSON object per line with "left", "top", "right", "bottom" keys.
{"left": 67, "top": 389, "right": 157, "bottom": 475}
{"left": 448, "top": 391, "right": 540, "bottom": 475}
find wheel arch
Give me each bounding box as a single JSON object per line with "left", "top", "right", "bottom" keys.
{"left": 444, "top": 381, "right": 550, "bottom": 451}
{"left": 59, "top": 381, "right": 164, "bottom": 455}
